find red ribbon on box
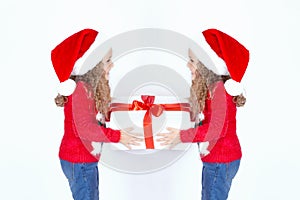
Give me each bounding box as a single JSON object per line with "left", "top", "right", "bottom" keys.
{"left": 110, "top": 95, "right": 191, "bottom": 149}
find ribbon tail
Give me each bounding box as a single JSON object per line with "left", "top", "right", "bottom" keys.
{"left": 143, "top": 111, "right": 155, "bottom": 149}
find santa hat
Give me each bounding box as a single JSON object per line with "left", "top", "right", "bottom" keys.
{"left": 202, "top": 28, "right": 249, "bottom": 96}
{"left": 51, "top": 28, "right": 98, "bottom": 96}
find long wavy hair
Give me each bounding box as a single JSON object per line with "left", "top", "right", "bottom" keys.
{"left": 54, "top": 60, "right": 111, "bottom": 118}
{"left": 189, "top": 60, "right": 246, "bottom": 119}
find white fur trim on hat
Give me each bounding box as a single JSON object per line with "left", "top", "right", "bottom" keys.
{"left": 57, "top": 79, "right": 76, "bottom": 96}
{"left": 224, "top": 79, "right": 243, "bottom": 96}
{"left": 216, "top": 64, "right": 230, "bottom": 76}
{"left": 71, "top": 64, "right": 81, "bottom": 75}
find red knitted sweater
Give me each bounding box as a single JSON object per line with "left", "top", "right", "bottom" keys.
{"left": 180, "top": 92, "right": 242, "bottom": 163}
{"left": 59, "top": 81, "right": 121, "bottom": 163}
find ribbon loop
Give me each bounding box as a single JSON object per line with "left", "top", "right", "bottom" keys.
{"left": 150, "top": 104, "right": 164, "bottom": 117}
{"left": 141, "top": 95, "right": 155, "bottom": 105}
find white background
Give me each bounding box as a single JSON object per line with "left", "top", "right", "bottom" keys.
{"left": 1, "top": 0, "right": 300, "bottom": 199}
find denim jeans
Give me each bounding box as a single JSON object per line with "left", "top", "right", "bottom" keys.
{"left": 202, "top": 160, "right": 240, "bottom": 200}
{"left": 60, "top": 160, "right": 99, "bottom": 200}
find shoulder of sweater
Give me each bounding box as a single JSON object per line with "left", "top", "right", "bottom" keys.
{"left": 225, "top": 93, "right": 236, "bottom": 107}
{"left": 73, "top": 81, "right": 89, "bottom": 94}
{"left": 76, "top": 81, "right": 87, "bottom": 88}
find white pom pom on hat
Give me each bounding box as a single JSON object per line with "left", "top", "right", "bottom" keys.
{"left": 202, "top": 28, "right": 250, "bottom": 96}
{"left": 57, "top": 79, "right": 77, "bottom": 96}
{"left": 51, "top": 28, "right": 99, "bottom": 96}
{"left": 224, "top": 79, "right": 244, "bottom": 96}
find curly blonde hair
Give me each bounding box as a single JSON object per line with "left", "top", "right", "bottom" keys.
{"left": 189, "top": 70, "right": 207, "bottom": 120}
{"left": 189, "top": 60, "right": 246, "bottom": 118}
{"left": 54, "top": 60, "right": 111, "bottom": 118}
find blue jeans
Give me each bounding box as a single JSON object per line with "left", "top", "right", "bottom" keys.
{"left": 202, "top": 160, "right": 240, "bottom": 200}
{"left": 60, "top": 160, "right": 99, "bottom": 200}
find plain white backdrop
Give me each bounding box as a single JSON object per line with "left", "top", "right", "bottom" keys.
{"left": 1, "top": 0, "right": 300, "bottom": 199}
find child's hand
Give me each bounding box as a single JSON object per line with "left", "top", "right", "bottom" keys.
{"left": 156, "top": 127, "right": 181, "bottom": 149}
{"left": 120, "top": 127, "right": 144, "bottom": 149}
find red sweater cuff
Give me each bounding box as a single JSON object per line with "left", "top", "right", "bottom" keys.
{"left": 105, "top": 128, "right": 121, "bottom": 143}
{"left": 180, "top": 128, "right": 196, "bottom": 143}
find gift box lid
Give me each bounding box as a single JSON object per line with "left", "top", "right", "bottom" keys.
{"left": 111, "top": 95, "right": 189, "bottom": 104}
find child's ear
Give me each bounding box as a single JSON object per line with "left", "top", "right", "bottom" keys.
{"left": 103, "top": 48, "right": 112, "bottom": 62}
{"left": 188, "top": 48, "right": 198, "bottom": 63}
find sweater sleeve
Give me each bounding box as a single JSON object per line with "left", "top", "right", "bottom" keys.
{"left": 180, "top": 81, "right": 229, "bottom": 143}
{"left": 72, "top": 81, "right": 120, "bottom": 143}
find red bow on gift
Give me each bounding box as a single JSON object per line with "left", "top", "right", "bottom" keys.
{"left": 110, "top": 95, "right": 190, "bottom": 149}
{"left": 132, "top": 95, "right": 163, "bottom": 149}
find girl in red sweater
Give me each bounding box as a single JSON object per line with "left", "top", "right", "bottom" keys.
{"left": 157, "top": 29, "right": 249, "bottom": 200}
{"left": 52, "top": 29, "right": 141, "bottom": 200}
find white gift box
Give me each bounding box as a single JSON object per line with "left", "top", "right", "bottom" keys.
{"left": 106, "top": 95, "right": 194, "bottom": 150}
